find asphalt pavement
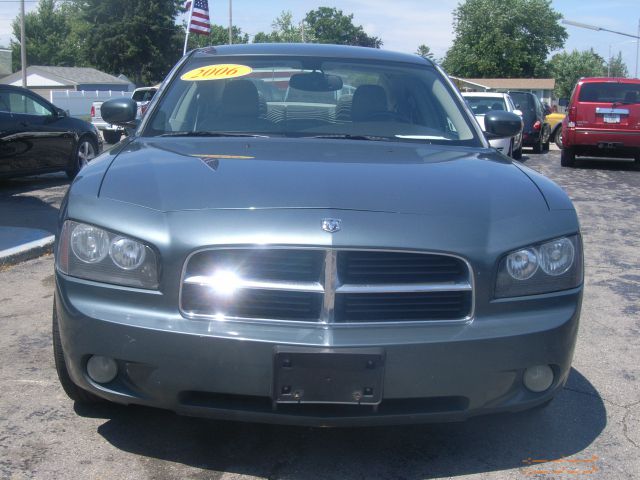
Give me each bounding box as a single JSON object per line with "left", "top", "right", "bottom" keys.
{"left": 0, "top": 148, "right": 638, "bottom": 479}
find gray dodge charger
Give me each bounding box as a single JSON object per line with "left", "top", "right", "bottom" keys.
{"left": 53, "top": 44, "right": 582, "bottom": 426}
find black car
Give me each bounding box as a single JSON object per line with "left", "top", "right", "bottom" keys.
{"left": 508, "top": 91, "right": 551, "bottom": 153}
{"left": 0, "top": 85, "right": 102, "bottom": 179}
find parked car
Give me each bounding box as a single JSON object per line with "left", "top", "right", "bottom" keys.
{"left": 560, "top": 77, "right": 640, "bottom": 167}
{"left": 91, "top": 86, "right": 158, "bottom": 144}
{"left": 90, "top": 101, "right": 124, "bottom": 144}
{"left": 0, "top": 84, "right": 102, "bottom": 179}
{"left": 462, "top": 92, "right": 524, "bottom": 159}
{"left": 508, "top": 91, "right": 551, "bottom": 153}
{"left": 545, "top": 110, "right": 566, "bottom": 148}
{"left": 53, "top": 44, "right": 582, "bottom": 427}
{"left": 132, "top": 85, "right": 159, "bottom": 119}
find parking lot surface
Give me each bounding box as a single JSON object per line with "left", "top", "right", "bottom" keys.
{"left": 0, "top": 149, "right": 638, "bottom": 479}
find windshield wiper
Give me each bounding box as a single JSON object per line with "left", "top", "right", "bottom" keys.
{"left": 158, "top": 131, "right": 269, "bottom": 138}
{"left": 305, "top": 134, "right": 393, "bottom": 141}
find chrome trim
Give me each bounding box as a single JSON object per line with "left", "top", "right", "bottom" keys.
{"left": 183, "top": 275, "right": 324, "bottom": 293}
{"left": 576, "top": 129, "right": 640, "bottom": 136}
{"left": 336, "top": 281, "right": 472, "bottom": 294}
{"left": 179, "top": 246, "right": 475, "bottom": 328}
{"left": 319, "top": 250, "right": 338, "bottom": 324}
{"left": 595, "top": 108, "right": 629, "bottom": 115}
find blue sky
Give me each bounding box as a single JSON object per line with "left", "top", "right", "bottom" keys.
{"left": 1, "top": 0, "right": 638, "bottom": 76}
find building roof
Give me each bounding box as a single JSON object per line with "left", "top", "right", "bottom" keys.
{"left": 0, "top": 65, "right": 131, "bottom": 87}
{"left": 462, "top": 78, "right": 556, "bottom": 90}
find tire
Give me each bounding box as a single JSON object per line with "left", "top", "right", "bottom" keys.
{"left": 561, "top": 147, "right": 576, "bottom": 167}
{"left": 554, "top": 128, "right": 563, "bottom": 149}
{"left": 542, "top": 130, "right": 550, "bottom": 152}
{"left": 52, "top": 303, "right": 102, "bottom": 403}
{"left": 532, "top": 134, "right": 543, "bottom": 153}
{"left": 512, "top": 146, "right": 522, "bottom": 160}
{"left": 66, "top": 135, "right": 98, "bottom": 179}
{"left": 103, "top": 130, "right": 121, "bottom": 144}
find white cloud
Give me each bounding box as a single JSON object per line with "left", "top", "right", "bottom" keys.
{"left": 0, "top": 3, "right": 39, "bottom": 47}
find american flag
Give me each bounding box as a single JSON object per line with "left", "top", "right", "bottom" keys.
{"left": 186, "top": 0, "right": 211, "bottom": 35}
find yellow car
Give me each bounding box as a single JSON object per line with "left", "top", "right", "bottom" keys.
{"left": 546, "top": 112, "right": 566, "bottom": 148}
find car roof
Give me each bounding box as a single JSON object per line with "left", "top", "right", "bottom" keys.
{"left": 578, "top": 77, "right": 640, "bottom": 84}
{"left": 192, "top": 43, "right": 430, "bottom": 66}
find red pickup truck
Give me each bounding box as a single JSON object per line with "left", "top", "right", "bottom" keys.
{"left": 561, "top": 77, "right": 640, "bottom": 167}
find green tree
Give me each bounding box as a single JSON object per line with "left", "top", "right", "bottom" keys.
{"left": 608, "top": 51, "right": 628, "bottom": 78}
{"left": 253, "top": 11, "right": 307, "bottom": 43}
{"left": 187, "top": 25, "right": 249, "bottom": 49}
{"left": 442, "top": 0, "right": 566, "bottom": 77}
{"left": 73, "top": 0, "right": 184, "bottom": 85}
{"left": 304, "top": 7, "right": 382, "bottom": 48}
{"left": 10, "top": 0, "right": 84, "bottom": 71}
{"left": 416, "top": 44, "right": 435, "bottom": 61}
{"left": 550, "top": 49, "right": 606, "bottom": 98}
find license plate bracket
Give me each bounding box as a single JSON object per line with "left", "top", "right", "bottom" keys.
{"left": 273, "top": 346, "right": 385, "bottom": 405}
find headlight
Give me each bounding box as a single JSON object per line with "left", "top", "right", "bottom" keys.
{"left": 70, "top": 224, "right": 110, "bottom": 263}
{"left": 57, "top": 221, "right": 158, "bottom": 289}
{"left": 538, "top": 237, "right": 574, "bottom": 276}
{"left": 495, "top": 235, "right": 582, "bottom": 298}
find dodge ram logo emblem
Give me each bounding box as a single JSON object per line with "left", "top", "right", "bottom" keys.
{"left": 322, "top": 218, "right": 342, "bottom": 233}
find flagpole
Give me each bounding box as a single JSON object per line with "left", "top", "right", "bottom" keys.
{"left": 228, "top": 0, "right": 233, "bottom": 45}
{"left": 183, "top": 2, "right": 194, "bottom": 55}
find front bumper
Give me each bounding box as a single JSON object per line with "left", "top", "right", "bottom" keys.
{"left": 55, "top": 271, "right": 581, "bottom": 427}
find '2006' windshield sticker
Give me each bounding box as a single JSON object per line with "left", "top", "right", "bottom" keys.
{"left": 181, "top": 64, "right": 253, "bottom": 81}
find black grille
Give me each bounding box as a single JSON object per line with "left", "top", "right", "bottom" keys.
{"left": 335, "top": 291, "right": 472, "bottom": 322}
{"left": 338, "top": 251, "right": 466, "bottom": 284}
{"left": 181, "top": 284, "right": 322, "bottom": 321}
{"left": 186, "top": 249, "right": 324, "bottom": 282}
{"left": 181, "top": 249, "right": 472, "bottom": 323}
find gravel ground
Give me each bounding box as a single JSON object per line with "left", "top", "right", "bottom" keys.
{"left": 0, "top": 148, "right": 638, "bottom": 479}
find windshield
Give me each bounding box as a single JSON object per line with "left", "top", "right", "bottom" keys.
{"left": 579, "top": 82, "right": 640, "bottom": 104}
{"left": 464, "top": 96, "right": 507, "bottom": 115}
{"left": 143, "top": 55, "right": 480, "bottom": 145}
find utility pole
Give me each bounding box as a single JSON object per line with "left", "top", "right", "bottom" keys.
{"left": 20, "top": 0, "right": 26, "bottom": 87}
{"left": 228, "top": 0, "right": 232, "bottom": 45}
{"left": 301, "top": 21, "right": 305, "bottom": 42}
{"left": 635, "top": 18, "right": 640, "bottom": 78}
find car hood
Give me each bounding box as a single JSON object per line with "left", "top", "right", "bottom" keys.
{"left": 99, "top": 137, "right": 549, "bottom": 218}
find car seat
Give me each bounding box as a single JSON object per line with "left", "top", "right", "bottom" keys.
{"left": 351, "top": 85, "right": 389, "bottom": 121}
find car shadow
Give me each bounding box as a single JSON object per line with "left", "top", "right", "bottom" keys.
{"left": 74, "top": 368, "right": 605, "bottom": 479}
{"left": 572, "top": 157, "right": 638, "bottom": 171}
{"left": 0, "top": 173, "right": 68, "bottom": 235}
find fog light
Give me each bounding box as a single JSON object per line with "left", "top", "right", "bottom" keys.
{"left": 87, "top": 355, "right": 118, "bottom": 384}
{"left": 523, "top": 365, "right": 554, "bottom": 392}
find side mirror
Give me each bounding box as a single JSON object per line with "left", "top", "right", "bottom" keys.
{"left": 55, "top": 107, "right": 67, "bottom": 117}
{"left": 484, "top": 111, "right": 523, "bottom": 139}
{"left": 543, "top": 105, "right": 551, "bottom": 116}
{"left": 101, "top": 97, "right": 138, "bottom": 128}
{"left": 513, "top": 109, "right": 523, "bottom": 117}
